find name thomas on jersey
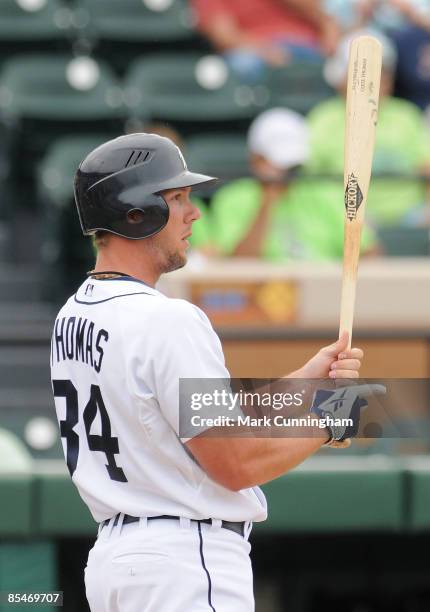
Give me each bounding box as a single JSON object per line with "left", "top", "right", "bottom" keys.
{"left": 51, "top": 316, "right": 109, "bottom": 373}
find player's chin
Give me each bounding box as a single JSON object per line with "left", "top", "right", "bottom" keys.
{"left": 176, "top": 246, "right": 188, "bottom": 266}
{"left": 163, "top": 251, "right": 187, "bottom": 274}
{"left": 178, "top": 242, "right": 191, "bottom": 262}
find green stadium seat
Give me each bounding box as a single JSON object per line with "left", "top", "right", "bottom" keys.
{"left": 37, "top": 134, "right": 112, "bottom": 301}
{"left": 0, "top": 406, "right": 63, "bottom": 460}
{"left": 38, "top": 133, "right": 110, "bottom": 205}
{"left": 264, "top": 61, "right": 334, "bottom": 115}
{"left": 78, "top": 0, "right": 194, "bottom": 44}
{"left": 75, "top": 0, "right": 202, "bottom": 73}
{"left": 186, "top": 133, "right": 249, "bottom": 181}
{"left": 0, "top": 427, "right": 32, "bottom": 473}
{"left": 0, "top": 54, "right": 125, "bottom": 201}
{"left": 0, "top": 0, "right": 70, "bottom": 41}
{"left": 0, "top": 54, "right": 125, "bottom": 121}
{"left": 0, "top": 0, "right": 73, "bottom": 65}
{"left": 0, "top": 119, "right": 12, "bottom": 224}
{"left": 125, "top": 53, "right": 259, "bottom": 134}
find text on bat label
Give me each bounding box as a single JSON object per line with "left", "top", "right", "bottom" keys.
{"left": 344, "top": 173, "right": 363, "bottom": 221}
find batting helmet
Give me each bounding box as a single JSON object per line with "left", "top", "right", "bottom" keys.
{"left": 74, "top": 133, "right": 217, "bottom": 239}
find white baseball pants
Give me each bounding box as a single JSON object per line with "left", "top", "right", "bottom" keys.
{"left": 85, "top": 516, "right": 255, "bottom": 612}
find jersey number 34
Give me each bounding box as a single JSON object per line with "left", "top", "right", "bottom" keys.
{"left": 52, "top": 380, "right": 128, "bottom": 482}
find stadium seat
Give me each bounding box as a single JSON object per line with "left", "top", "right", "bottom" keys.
{"left": 78, "top": 0, "right": 194, "bottom": 44}
{"left": 0, "top": 53, "right": 126, "bottom": 200}
{"left": 0, "top": 54, "right": 125, "bottom": 121}
{"left": 0, "top": 119, "right": 12, "bottom": 221}
{"left": 0, "top": 338, "right": 62, "bottom": 461}
{"left": 75, "top": 0, "right": 202, "bottom": 73}
{"left": 0, "top": 427, "right": 33, "bottom": 472}
{"left": 37, "top": 134, "right": 111, "bottom": 301}
{"left": 38, "top": 133, "right": 109, "bottom": 206}
{"left": 0, "top": 0, "right": 73, "bottom": 65}
{"left": 125, "top": 53, "right": 259, "bottom": 134}
{"left": 264, "top": 61, "right": 334, "bottom": 115}
{"left": 186, "top": 133, "right": 249, "bottom": 181}
{"left": 378, "top": 226, "right": 430, "bottom": 256}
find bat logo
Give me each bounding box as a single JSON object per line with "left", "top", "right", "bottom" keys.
{"left": 344, "top": 173, "right": 363, "bottom": 221}
{"left": 369, "top": 97, "right": 378, "bottom": 126}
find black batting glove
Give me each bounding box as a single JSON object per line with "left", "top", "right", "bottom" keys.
{"left": 310, "top": 384, "right": 386, "bottom": 446}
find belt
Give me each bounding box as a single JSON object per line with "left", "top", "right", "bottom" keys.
{"left": 101, "top": 514, "right": 246, "bottom": 537}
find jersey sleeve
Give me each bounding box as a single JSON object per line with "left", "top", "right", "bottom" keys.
{"left": 144, "top": 300, "right": 230, "bottom": 438}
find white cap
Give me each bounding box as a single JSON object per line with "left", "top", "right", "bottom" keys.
{"left": 324, "top": 28, "right": 398, "bottom": 89}
{"left": 247, "top": 108, "right": 309, "bottom": 169}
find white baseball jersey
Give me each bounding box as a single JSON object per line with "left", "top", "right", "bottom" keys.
{"left": 50, "top": 276, "right": 267, "bottom": 524}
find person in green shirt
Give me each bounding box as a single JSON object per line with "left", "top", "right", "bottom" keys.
{"left": 307, "top": 28, "right": 430, "bottom": 226}
{"left": 189, "top": 196, "right": 216, "bottom": 253}
{"left": 211, "top": 107, "right": 376, "bottom": 260}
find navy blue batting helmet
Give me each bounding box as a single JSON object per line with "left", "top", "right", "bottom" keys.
{"left": 74, "top": 133, "right": 217, "bottom": 239}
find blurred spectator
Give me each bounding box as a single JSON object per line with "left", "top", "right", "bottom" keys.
{"left": 325, "top": 0, "right": 430, "bottom": 33}
{"left": 324, "top": 0, "right": 375, "bottom": 32}
{"left": 371, "top": 0, "right": 430, "bottom": 33}
{"left": 211, "top": 108, "right": 377, "bottom": 260}
{"left": 393, "top": 25, "right": 430, "bottom": 110}
{"left": 325, "top": 2, "right": 430, "bottom": 126}
{"left": 191, "top": 0, "right": 340, "bottom": 82}
{"left": 307, "top": 29, "right": 430, "bottom": 226}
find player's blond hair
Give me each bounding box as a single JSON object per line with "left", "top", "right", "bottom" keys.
{"left": 93, "top": 231, "right": 110, "bottom": 250}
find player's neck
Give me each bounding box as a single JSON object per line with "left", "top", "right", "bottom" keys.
{"left": 94, "top": 250, "right": 159, "bottom": 288}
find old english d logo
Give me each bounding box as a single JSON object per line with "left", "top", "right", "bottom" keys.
{"left": 344, "top": 173, "right": 363, "bottom": 221}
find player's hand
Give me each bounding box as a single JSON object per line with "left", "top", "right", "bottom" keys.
{"left": 295, "top": 331, "right": 363, "bottom": 379}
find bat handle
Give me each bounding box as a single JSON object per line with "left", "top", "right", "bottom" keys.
{"left": 339, "top": 273, "right": 356, "bottom": 350}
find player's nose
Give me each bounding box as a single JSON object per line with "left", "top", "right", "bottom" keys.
{"left": 186, "top": 199, "right": 201, "bottom": 223}
{"left": 192, "top": 203, "right": 201, "bottom": 222}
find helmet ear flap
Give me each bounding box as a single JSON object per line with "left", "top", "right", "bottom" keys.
{"left": 126, "top": 209, "right": 146, "bottom": 225}
{"left": 123, "top": 193, "right": 169, "bottom": 239}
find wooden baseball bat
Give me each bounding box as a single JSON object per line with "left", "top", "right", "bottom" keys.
{"left": 339, "top": 35, "right": 382, "bottom": 348}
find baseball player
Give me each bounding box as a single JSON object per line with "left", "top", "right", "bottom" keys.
{"left": 50, "top": 133, "right": 370, "bottom": 612}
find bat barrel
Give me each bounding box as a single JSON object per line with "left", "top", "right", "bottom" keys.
{"left": 339, "top": 35, "right": 382, "bottom": 346}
